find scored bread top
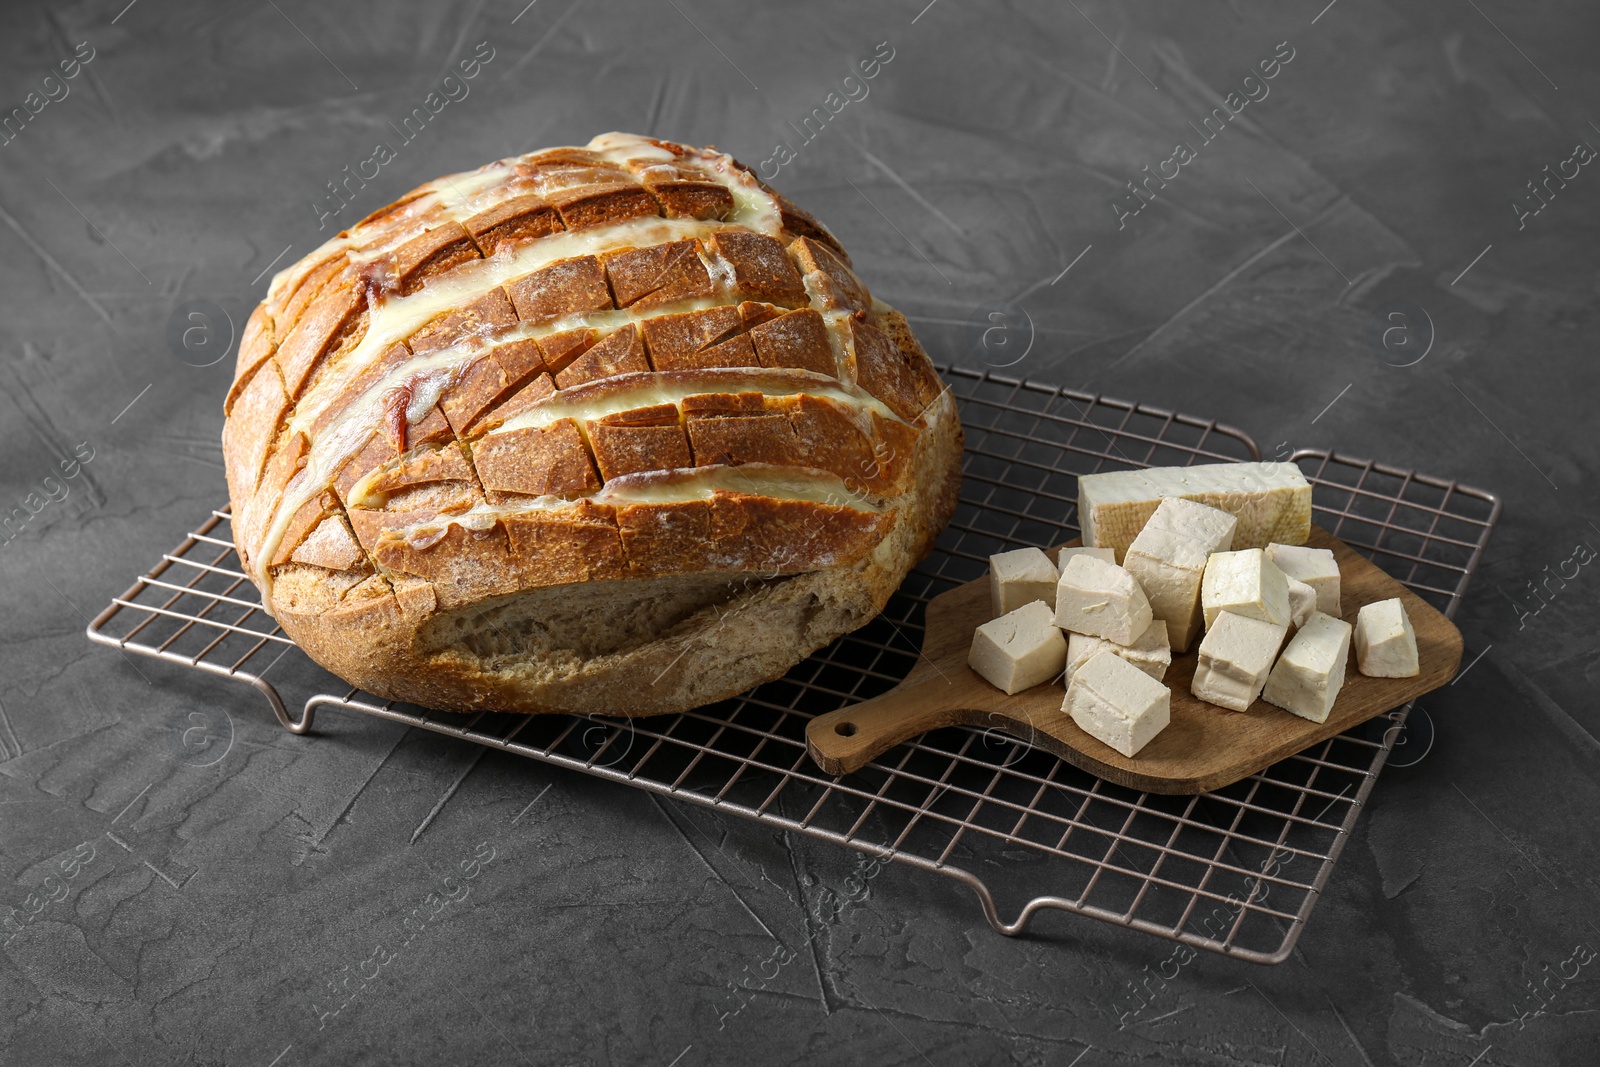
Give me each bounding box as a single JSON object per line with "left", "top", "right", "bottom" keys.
{"left": 223, "top": 133, "right": 952, "bottom": 615}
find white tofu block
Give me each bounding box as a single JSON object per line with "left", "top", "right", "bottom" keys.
{"left": 1054, "top": 554, "right": 1154, "bottom": 646}
{"left": 1264, "top": 612, "right": 1353, "bottom": 723}
{"left": 989, "top": 547, "right": 1059, "bottom": 616}
{"left": 1353, "top": 597, "right": 1419, "bottom": 678}
{"left": 1201, "top": 549, "right": 1291, "bottom": 630}
{"left": 1127, "top": 497, "right": 1268, "bottom": 650}
{"left": 1286, "top": 577, "right": 1318, "bottom": 630}
{"left": 1063, "top": 650, "right": 1171, "bottom": 758}
{"left": 969, "top": 600, "right": 1067, "bottom": 695}
{"left": 1139, "top": 496, "right": 1238, "bottom": 552}
{"left": 1265, "top": 543, "right": 1341, "bottom": 617}
{"left": 1191, "top": 611, "right": 1288, "bottom": 712}
{"left": 1058, "top": 546, "right": 1116, "bottom": 566}
{"left": 1078, "top": 462, "right": 1312, "bottom": 560}
{"left": 1124, "top": 528, "right": 1213, "bottom": 654}
{"left": 1065, "top": 620, "right": 1171, "bottom": 687}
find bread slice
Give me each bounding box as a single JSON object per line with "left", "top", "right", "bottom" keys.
{"left": 223, "top": 133, "right": 962, "bottom": 715}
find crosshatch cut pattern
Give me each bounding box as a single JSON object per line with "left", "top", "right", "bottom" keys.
{"left": 87, "top": 366, "right": 1500, "bottom": 963}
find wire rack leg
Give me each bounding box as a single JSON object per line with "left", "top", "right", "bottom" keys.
{"left": 235, "top": 673, "right": 312, "bottom": 734}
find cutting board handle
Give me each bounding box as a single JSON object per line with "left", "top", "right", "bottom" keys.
{"left": 805, "top": 578, "right": 1057, "bottom": 775}
{"left": 806, "top": 663, "right": 1034, "bottom": 775}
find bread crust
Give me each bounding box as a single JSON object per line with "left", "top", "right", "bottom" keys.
{"left": 224, "top": 133, "right": 962, "bottom": 715}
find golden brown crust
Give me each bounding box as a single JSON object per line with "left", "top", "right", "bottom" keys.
{"left": 272, "top": 254, "right": 344, "bottom": 338}
{"left": 290, "top": 511, "right": 366, "bottom": 571}
{"left": 225, "top": 304, "right": 277, "bottom": 416}
{"left": 439, "top": 338, "right": 547, "bottom": 434}
{"left": 405, "top": 287, "right": 517, "bottom": 355}
{"left": 505, "top": 256, "right": 613, "bottom": 323}
{"left": 707, "top": 231, "right": 807, "bottom": 306}
{"left": 222, "top": 358, "right": 289, "bottom": 505}
{"left": 275, "top": 268, "right": 368, "bottom": 398}
{"left": 225, "top": 133, "right": 962, "bottom": 716}
{"left": 642, "top": 306, "right": 755, "bottom": 371}
{"left": 500, "top": 501, "right": 625, "bottom": 585}
{"left": 365, "top": 222, "right": 482, "bottom": 297}
{"left": 332, "top": 403, "right": 456, "bottom": 500}
{"left": 545, "top": 182, "right": 659, "bottom": 230}
{"left": 553, "top": 323, "right": 649, "bottom": 389}
{"left": 588, "top": 404, "right": 693, "bottom": 479}
{"left": 471, "top": 419, "right": 600, "bottom": 499}
{"left": 644, "top": 179, "right": 733, "bottom": 220}
{"left": 748, "top": 308, "right": 835, "bottom": 375}
{"left": 462, "top": 192, "right": 563, "bottom": 254}
{"left": 848, "top": 312, "right": 942, "bottom": 423}
{"left": 603, "top": 240, "right": 713, "bottom": 309}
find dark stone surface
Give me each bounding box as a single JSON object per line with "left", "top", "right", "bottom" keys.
{"left": 1, "top": 0, "right": 1596, "bottom": 1063}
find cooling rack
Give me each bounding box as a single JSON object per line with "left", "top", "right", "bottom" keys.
{"left": 86, "top": 366, "right": 1499, "bottom": 963}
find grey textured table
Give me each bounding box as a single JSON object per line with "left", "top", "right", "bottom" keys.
{"left": 2, "top": 1, "right": 1596, "bottom": 1064}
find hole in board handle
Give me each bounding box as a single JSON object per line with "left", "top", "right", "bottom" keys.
{"left": 834, "top": 721, "right": 857, "bottom": 738}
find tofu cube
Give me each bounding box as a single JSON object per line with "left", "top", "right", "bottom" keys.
{"left": 1054, "top": 554, "right": 1154, "bottom": 646}
{"left": 1353, "top": 597, "right": 1419, "bottom": 677}
{"left": 1191, "top": 611, "right": 1288, "bottom": 712}
{"left": 1063, "top": 650, "right": 1172, "bottom": 758}
{"left": 1201, "top": 549, "right": 1291, "bottom": 630}
{"left": 1140, "top": 495, "right": 1238, "bottom": 551}
{"left": 1065, "top": 619, "right": 1171, "bottom": 687}
{"left": 1263, "top": 612, "right": 1352, "bottom": 722}
{"left": 989, "top": 547, "right": 1059, "bottom": 616}
{"left": 1058, "top": 546, "right": 1117, "bottom": 566}
{"left": 969, "top": 600, "right": 1067, "bottom": 695}
{"left": 1286, "top": 577, "right": 1318, "bottom": 630}
{"left": 1124, "top": 529, "right": 1213, "bottom": 655}
{"left": 1265, "top": 543, "right": 1341, "bottom": 617}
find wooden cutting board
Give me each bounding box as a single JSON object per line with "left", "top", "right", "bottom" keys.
{"left": 805, "top": 526, "right": 1462, "bottom": 794}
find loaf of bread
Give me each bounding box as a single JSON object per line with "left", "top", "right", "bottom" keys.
{"left": 222, "top": 133, "right": 962, "bottom": 715}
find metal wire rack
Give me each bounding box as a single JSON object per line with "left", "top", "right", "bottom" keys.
{"left": 86, "top": 366, "right": 1499, "bottom": 963}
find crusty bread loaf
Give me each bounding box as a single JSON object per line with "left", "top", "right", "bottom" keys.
{"left": 222, "top": 133, "right": 962, "bottom": 715}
